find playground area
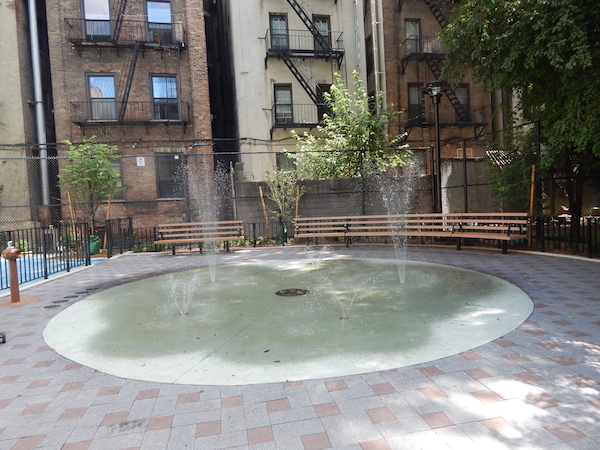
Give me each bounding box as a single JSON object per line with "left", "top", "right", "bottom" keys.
{"left": 0, "top": 245, "right": 599, "bottom": 449}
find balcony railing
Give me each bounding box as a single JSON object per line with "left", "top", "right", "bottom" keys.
{"left": 64, "top": 18, "right": 186, "bottom": 48}
{"left": 266, "top": 29, "right": 344, "bottom": 58}
{"left": 70, "top": 100, "right": 191, "bottom": 125}
{"left": 404, "top": 105, "right": 488, "bottom": 127}
{"left": 272, "top": 103, "right": 324, "bottom": 128}
{"left": 402, "top": 35, "right": 444, "bottom": 56}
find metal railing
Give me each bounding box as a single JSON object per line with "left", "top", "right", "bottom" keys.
{"left": 402, "top": 35, "right": 444, "bottom": 56}
{"left": 70, "top": 101, "right": 191, "bottom": 125}
{"left": 272, "top": 103, "right": 323, "bottom": 128}
{"left": 265, "top": 29, "right": 344, "bottom": 56}
{"left": 534, "top": 216, "right": 600, "bottom": 258}
{"left": 405, "top": 105, "right": 488, "bottom": 127}
{"left": 0, "top": 223, "right": 92, "bottom": 290}
{"left": 64, "top": 18, "right": 186, "bottom": 47}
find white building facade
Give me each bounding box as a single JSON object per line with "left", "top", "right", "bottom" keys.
{"left": 228, "top": 0, "right": 368, "bottom": 180}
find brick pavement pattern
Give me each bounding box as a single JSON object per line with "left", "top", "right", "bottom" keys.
{"left": 0, "top": 246, "right": 599, "bottom": 449}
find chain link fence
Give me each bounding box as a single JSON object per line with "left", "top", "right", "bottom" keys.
{"left": 2, "top": 139, "right": 599, "bottom": 267}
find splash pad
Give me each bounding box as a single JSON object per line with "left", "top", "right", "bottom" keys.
{"left": 43, "top": 257, "right": 532, "bottom": 385}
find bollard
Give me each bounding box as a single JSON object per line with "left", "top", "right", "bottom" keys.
{"left": 1, "top": 247, "right": 22, "bottom": 304}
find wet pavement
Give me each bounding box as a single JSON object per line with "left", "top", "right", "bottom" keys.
{"left": 1, "top": 245, "right": 599, "bottom": 449}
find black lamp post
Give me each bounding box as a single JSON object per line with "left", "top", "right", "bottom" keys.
{"left": 426, "top": 81, "right": 443, "bottom": 213}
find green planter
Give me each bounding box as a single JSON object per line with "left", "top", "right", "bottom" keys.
{"left": 89, "top": 235, "right": 101, "bottom": 255}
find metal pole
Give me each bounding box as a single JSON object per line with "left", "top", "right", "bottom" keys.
{"left": 28, "top": 0, "right": 50, "bottom": 206}
{"left": 434, "top": 97, "right": 442, "bottom": 213}
{"left": 462, "top": 139, "right": 468, "bottom": 213}
{"left": 427, "top": 81, "right": 443, "bottom": 214}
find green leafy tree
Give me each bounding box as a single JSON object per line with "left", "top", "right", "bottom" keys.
{"left": 440, "top": 0, "right": 600, "bottom": 218}
{"left": 486, "top": 127, "right": 538, "bottom": 212}
{"left": 264, "top": 170, "right": 305, "bottom": 223}
{"left": 289, "top": 71, "right": 410, "bottom": 179}
{"left": 59, "top": 136, "right": 121, "bottom": 231}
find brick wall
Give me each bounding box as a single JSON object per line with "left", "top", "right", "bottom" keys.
{"left": 45, "top": 0, "right": 213, "bottom": 227}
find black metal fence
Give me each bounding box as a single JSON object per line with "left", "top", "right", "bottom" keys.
{"left": 0, "top": 222, "right": 92, "bottom": 290}
{"left": 534, "top": 216, "right": 600, "bottom": 258}
{"left": 2, "top": 214, "right": 599, "bottom": 291}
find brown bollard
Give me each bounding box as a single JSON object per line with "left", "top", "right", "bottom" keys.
{"left": 1, "top": 248, "right": 22, "bottom": 303}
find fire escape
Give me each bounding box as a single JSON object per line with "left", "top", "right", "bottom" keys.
{"left": 64, "top": 0, "right": 189, "bottom": 129}
{"left": 402, "top": 0, "right": 486, "bottom": 131}
{"left": 266, "top": 0, "right": 345, "bottom": 130}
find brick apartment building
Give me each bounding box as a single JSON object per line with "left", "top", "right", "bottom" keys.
{"left": 368, "top": 0, "right": 500, "bottom": 211}
{"left": 2, "top": 0, "right": 502, "bottom": 230}
{"left": 44, "top": 0, "right": 217, "bottom": 227}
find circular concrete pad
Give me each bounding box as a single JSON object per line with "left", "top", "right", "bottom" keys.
{"left": 43, "top": 258, "right": 533, "bottom": 385}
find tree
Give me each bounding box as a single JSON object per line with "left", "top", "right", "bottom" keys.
{"left": 59, "top": 136, "right": 121, "bottom": 231}
{"left": 485, "top": 127, "right": 539, "bottom": 212}
{"left": 289, "top": 71, "right": 410, "bottom": 179}
{"left": 440, "top": 0, "right": 600, "bottom": 218}
{"left": 263, "top": 169, "right": 305, "bottom": 224}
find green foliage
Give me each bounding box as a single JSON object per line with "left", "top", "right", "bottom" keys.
{"left": 263, "top": 170, "right": 305, "bottom": 222}
{"left": 59, "top": 136, "right": 122, "bottom": 227}
{"left": 440, "top": 0, "right": 600, "bottom": 180}
{"left": 485, "top": 128, "right": 539, "bottom": 212}
{"left": 289, "top": 71, "right": 410, "bottom": 179}
{"left": 16, "top": 239, "right": 30, "bottom": 252}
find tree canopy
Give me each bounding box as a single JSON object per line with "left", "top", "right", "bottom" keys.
{"left": 288, "top": 71, "right": 410, "bottom": 179}
{"left": 59, "top": 136, "right": 121, "bottom": 227}
{"left": 440, "top": 0, "right": 600, "bottom": 214}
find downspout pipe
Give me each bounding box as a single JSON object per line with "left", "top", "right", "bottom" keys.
{"left": 28, "top": 0, "right": 50, "bottom": 206}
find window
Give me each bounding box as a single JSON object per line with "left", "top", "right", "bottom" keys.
{"left": 313, "top": 15, "right": 331, "bottom": 51}
{"left": 276, "top": 152, "right": 296, "bottom": 171}
{"left": 408, "top": 83, "right": 425, "bottom": 125}
{"left": 152, "top": 76, "right": 179, "bottom": 120}
{"left": 454, "top": 84, "right": 470, "bottom": 121}
{"left": 316, "top": 84, "right": 331, "bottom": 122}
{"left": 405, "top": 20, "right": 420, "bottom": 54}
{"left": 83, "top": 0, "right": 111, "bottom": 40}
{"left": 147, "top": 1, "right": 172, "bottom": 43}
{"left": 88, "top": 75, "right": 117, "bottom": 120}
{"left": 156, "top": 154, "right": 186, "bottom": 198}
{"left": 274, "top": 85, "right": 293, "bottom": 124}
{"left": 270, "top": 14, "right": 288, "bottom": 50}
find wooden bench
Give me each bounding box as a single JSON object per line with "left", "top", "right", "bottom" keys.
{"left": 294, "top": 213, "right": 529, "bottom": 254}
{"left": 154, "top": 220, "right": 244, "bottom": 255}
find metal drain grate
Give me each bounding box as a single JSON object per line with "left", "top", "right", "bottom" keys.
{"left": 275, "top": 288, "right": 309, "bottom": 296}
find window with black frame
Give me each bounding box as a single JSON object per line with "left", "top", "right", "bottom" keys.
{"left": 88, "top": 74, "right": 117, "bottom": 120}
{"left": 156, "top": 154, "right": 187, "bottom": 199}
{"left": 274, "top": 85, "right": 293, "bottom": 124}
{"left": 147, "top": 0, "right": 173, "bottom": 44}
{"left": 405, "top": 19, "right": 421, "bottom": 54}
{"left": 151, "top": 76, "right": 179, "bottom": 120}
{"left": 270, "top": 14, "right": 288, "bottom": 50}
{"left": 408, "top": 83, "right": 425, "bottom": 125}
{"left": 313, "top": 15, "right": 331, "bottom": 51}
{"left": 83, "top": 0, "right": 111, "bottom": 41}
{"left": 455, "top": 84, "right": 471, "bottom": 122}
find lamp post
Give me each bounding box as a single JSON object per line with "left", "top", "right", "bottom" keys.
{"left": 426, "top": 81, "right": 443, "bottom": 213}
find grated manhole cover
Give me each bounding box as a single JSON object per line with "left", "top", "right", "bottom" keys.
{"left": 275, "top": 288, "right": 309, "bottom": 296}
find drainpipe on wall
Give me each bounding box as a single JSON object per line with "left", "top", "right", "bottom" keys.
{"left": 28, "top": 0, "right": 50, "bottom": 207}
{"left": 370, "top": 0, "right": 386, "bottom": 112}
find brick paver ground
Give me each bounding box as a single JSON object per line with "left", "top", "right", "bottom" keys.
{"left": 1, "top": 245, "right": 599, "bottom": 449}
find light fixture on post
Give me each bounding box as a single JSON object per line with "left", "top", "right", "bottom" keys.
{"left": 426, "top": 80, "right": 443, "bottom": 213}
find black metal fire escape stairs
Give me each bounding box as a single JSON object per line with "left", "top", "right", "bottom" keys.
{"left": 118, "top": 42, "right": 140, "bottom": 121}
{"left": 280, "top": 0, "right": 344, "bottom": 106}
{"left": 110, "top": 0, "right": 128, "bottom": 44}
{"left": 280, "top": 54, "right": 320, "bottom": 105}
{"left": 422, "top": 0, "right": 469, "bottom": 123}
